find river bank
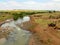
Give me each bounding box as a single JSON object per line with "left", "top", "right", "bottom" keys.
{"left": 19, "top": 15, "right": 60, "bottom": 45}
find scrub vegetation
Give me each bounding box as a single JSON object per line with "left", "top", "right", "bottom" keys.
{"left": 0, "top": 10, "right": 57, "bottom": 21}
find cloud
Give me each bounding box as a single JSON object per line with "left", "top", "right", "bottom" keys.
{"left": 53, "top": 0, "right": 60, "bottom": 1}
{"left": 0, "top": 1, "right": 22, "bottom": 10}
{"left": 0, "top": 0, "right": 60, "bottom": 10}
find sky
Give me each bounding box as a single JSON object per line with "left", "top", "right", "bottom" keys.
{"left": 0, "top": 0, "right": 60, "bottom": 10}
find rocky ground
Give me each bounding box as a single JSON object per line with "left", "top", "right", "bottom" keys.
{"left": 0, "top": 26, "right": 14, "bottom": 39}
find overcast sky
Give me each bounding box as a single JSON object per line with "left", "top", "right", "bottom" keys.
{"left": 0, "top": 0, "right": 60, "bottom": 10}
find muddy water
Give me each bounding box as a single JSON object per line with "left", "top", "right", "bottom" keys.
{"left": 0, "top": 16, "right": 31, "bottom": 45}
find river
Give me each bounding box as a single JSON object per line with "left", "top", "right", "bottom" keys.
{"left": 0, "top": 16, "right": 31, "bottom": 45}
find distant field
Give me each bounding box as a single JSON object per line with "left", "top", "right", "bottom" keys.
{"left": 0, "top": 10, "right": 60, "bottom": 21}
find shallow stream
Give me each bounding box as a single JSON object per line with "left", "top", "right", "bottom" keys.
{"left": 0, "top": 16, "right": 31, "bottom": 45}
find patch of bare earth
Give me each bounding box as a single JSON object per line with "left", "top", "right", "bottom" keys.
{"left": 28, "top": 24, "right": 60, "bottom": 45}
{"left": 28, "top": 15, "right": 60, "bottom": 45}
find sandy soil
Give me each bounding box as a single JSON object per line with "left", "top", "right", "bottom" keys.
{"left": 0, "top": 38, "right": 6, "bottom": 45}
{"left": 28, "top": 15, "right": 60, "bottom": 45}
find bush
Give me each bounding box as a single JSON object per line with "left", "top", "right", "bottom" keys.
{"left": 53, "top": 11, "right": 56, "bottom": 13}
{"left": 49, "top": 15, "right": 55, "bottom": 19}
{"left": 49, "top": 11, "right": 52, "bottom": 13}
{"left": 48, "top": 23, "right": 56, "bottom": 27}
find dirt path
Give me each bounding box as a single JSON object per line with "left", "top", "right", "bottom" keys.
{"left": 28, "top": 25, "right": 60, "bottom": 45}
